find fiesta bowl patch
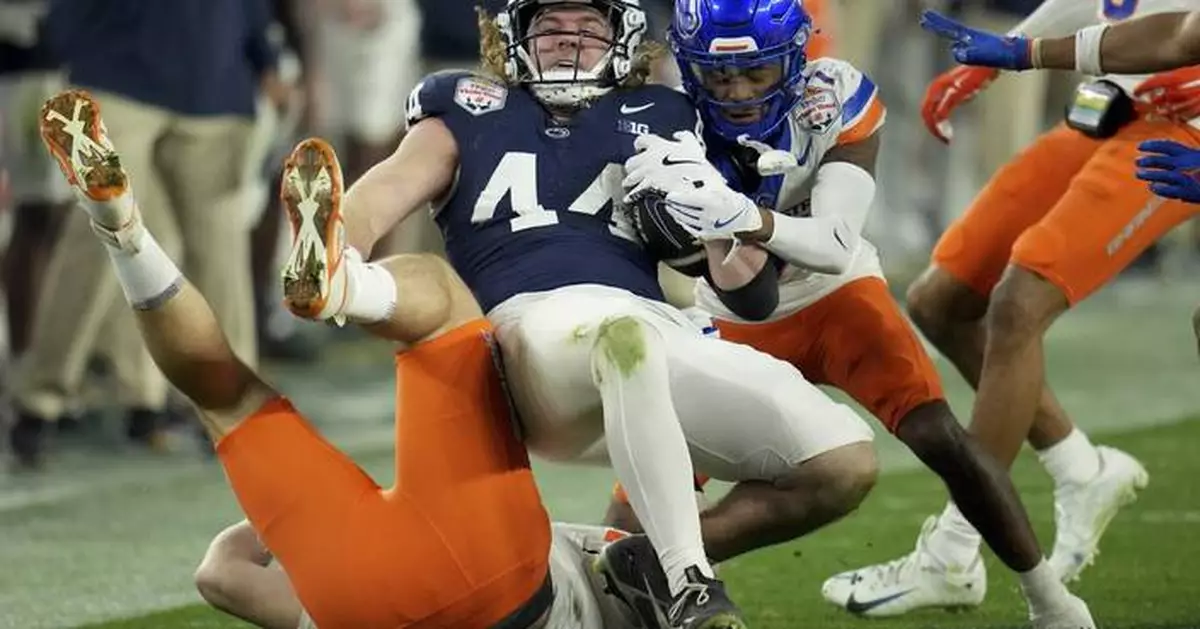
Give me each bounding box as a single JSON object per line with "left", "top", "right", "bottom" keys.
{"left": 454, "top": 77, "right": 508, "bottom": 116}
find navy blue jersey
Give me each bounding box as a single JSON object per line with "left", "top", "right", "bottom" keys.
{"left": 405, "top": 71, "right": 699, "bottom": 312}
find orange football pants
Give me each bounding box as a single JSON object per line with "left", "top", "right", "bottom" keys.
{"left": 806, "top": 0, "right": 834, "bottom": 60}
{"left": 215, "top": 319, "right": 551, "bottom": 629}
{"left": 934, "top": 119, "right": 1200, "bottom": 304}
{"left": 717, "top": 277, "right": 943, "bottom": 433}
{"left": 613, "top": 277, "right": 942, "bottom": 503}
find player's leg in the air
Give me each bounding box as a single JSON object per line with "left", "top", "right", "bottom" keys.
{"left": 905, "top": 123, "right": 1153, "bottom": 586}
{"left": 39, "top": 91, "right": 559, "bottom": 629}
{"left": 277, "top": 138, "right": 474, "bottom": 343}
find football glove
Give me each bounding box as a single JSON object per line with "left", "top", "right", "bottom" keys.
{"left": 1136, "top": 139, "right": 1200, "bottom": 203}
{"left": 921, "top": 10, "right": 1034, "bottom": 71}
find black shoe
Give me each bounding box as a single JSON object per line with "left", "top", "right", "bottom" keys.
{"left": 667, "top": 566, "right": 747, "bottom": 629}
{"left": 56, "top": 413, "right": 83, "bottom": 435}
{"left": 594, "top": 536, "right": 747, "bottom": 629}
{"left": 125, "top": 408, "right": 170, "bottom": 453}
{"left": 593, "top": 534, "right": 674, "bottom": 627}
{"left": 8, "top": 411, "right": 47, "bottom": 470}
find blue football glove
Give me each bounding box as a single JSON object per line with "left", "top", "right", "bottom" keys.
{"left": 920, "top": 10, "right": 1034, "bottom": 71}
{"left": 1136, "top": 139, "right": 1200, "bottom": 204}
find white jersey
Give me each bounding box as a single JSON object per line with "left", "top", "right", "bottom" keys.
{"left": 1017, "top": 0, "right": 1200, "bottom": 95}
{"left": 693, "top": 57, "right": 887, "bottom": 322}
{"left": 1096, "top": 0, "right": 1199, "bottom": 94}
{"left": 544, "top": 523, "right": 643, "bottom": 629}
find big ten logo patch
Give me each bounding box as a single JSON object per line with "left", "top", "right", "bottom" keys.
{"left": 795, "top": 83, "right": 841, "bottom": 135}
{"left": 617, "top": 119, "right": 650, "bottom": 136}
{"left": 454, "top": 77, "right": 508, "bottom": 116}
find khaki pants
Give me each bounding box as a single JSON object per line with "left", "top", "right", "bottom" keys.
{"left": 965, "top": 9, "right": 1053, "bottom": 180}
{"left": 829, "top": 0, "right": 897, "bottom": 76}
{"left": 17, "top": 90, "right": 256, "bottom": 418}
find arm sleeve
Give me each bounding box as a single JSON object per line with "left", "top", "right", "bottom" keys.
{"left": 704, "top": 256, "right": 782, "bottom": 322}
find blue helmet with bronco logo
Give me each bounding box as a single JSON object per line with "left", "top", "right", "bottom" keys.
{"left": 671, "top": 0, "right": 813, "bottom": 142}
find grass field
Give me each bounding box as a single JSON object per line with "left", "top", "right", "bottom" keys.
{"left": 77, "top": 417, "right": 1200, "bottom": 629}
{"left": 2, "top": 281, "right": 1199, "bottom": 629}
{"left": 74, "top": 418, "right": 1200, "bottom": 629}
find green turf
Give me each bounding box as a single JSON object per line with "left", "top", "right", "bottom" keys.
{"left": 80, "top": 417, "right": 1200, "bottom": 629}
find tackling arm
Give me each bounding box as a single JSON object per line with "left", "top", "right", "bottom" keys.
{"left": 702, "top": 241, "right": 780, "bottom": 321}
{"left": 342, "top": 118, "right": 459, "bottom": 256}
{"left": 737, "top": 132, "right": 880, "bottom": 275}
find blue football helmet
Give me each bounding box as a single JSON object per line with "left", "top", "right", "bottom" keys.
{"left": 671, "top": 0, "right": 813, "bottom": 143}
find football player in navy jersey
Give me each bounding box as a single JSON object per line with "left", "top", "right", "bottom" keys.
{"left": 278, "top": 2, "right": 884, "bottom": 627}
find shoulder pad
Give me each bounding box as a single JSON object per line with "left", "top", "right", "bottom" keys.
{"left": 797, "top": 58, "right": 886, "bottom": 143}
{"left": 406, "top": 70, "right": 511, "bottom": 129}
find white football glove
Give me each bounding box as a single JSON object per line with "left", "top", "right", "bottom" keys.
{"left": 622, "top": 130, "right": 726, "bottom": 202}
{"left": 663, "top": 183, "right": 762, "bottom": 242}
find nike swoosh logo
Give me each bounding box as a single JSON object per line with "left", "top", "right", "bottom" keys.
{"left": 845, "top": 589, "right": 915, "bottom": 615}
{"left": 662, "top": 156, "right": 703, "bottom": 167}
{"left": 833, "top": 227, "right": 847, "bottom": 250}
{"left": 621, "top": 102, "right": 655, "bottom": 114}
{"left": 712, "top": 210, "right": 746, "bottom": 230}
{"left": 643, "top": 574, "right": 674, "bottom": 627}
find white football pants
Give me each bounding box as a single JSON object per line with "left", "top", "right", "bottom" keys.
{"left": 488, "top": 284, "right": 875, "bottom": 482}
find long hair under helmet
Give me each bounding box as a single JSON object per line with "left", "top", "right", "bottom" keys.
{"left": 670, "top": 0, "right": 813, "bottom": 143}
{"left": 496, "top": 0, "right": 647, "bottom": 107}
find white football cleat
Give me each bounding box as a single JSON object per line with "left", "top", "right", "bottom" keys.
{"left": 279, "top": 137, "right": 349, "bottom": 324}
{"left": 821, "top": 516, "right": 986, "bottom": 617}
{"left": 39, "top": 89, "right": 143, "bottom": 252}
{"left": 1048, "top": 445, "right": 1149, "bottom": 582}
{"left": 1030, "top": 592, "right": 1096, "bottom": 629}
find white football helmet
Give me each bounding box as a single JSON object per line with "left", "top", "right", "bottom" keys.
{"left": 495, "top": 0, "right": 647, "bottom": 107}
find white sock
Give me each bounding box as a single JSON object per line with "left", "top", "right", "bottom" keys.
{"left": 1019, "top": 559, "right": 1070, "bottom": 612}
{"left": 342, "top": 247, "right": 396, "bottom": 324}
{"left": 926, "top": 502, "right": 983, "bottom": 568}
{"left": 591, "top": 318, "right": 713, "bottom": 597}
{"left": 1037, "top": 428, "right": 1101, "bottom": 487}
{"left": 103, "top": 226, "right": 183, "bottom": 310}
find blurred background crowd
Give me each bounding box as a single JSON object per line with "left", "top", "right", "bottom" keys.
{"left": 0, "top": 0, "right": 1195, "bottom": 471}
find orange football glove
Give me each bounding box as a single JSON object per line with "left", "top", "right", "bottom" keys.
{"left": 921, "top": 65, "right": 999, "bottom": 143}
{"left": 1134, "top": 66, "right": 1200, "bottom": 122}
